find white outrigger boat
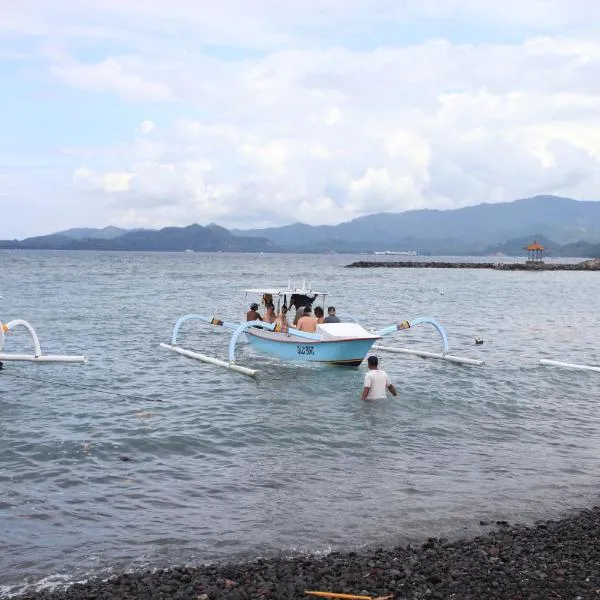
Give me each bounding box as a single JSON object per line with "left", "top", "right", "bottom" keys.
{"left": 0, "top": 312, "right": 87, "bottom": 365}
{"left": 160, "top": 282, "right": 484, "bottom": 377}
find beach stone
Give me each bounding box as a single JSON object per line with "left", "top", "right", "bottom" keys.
{"left": 16, "top": 506, "right": 600, "bottom": 600}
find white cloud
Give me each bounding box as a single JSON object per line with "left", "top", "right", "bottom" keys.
{"left": 62, "top": 34, "right": 600, "bottom": 230}
{"left": 138, "top": 120, "right": 155, "bottom": 134}
{"left": 4, "top": 1, "right": 600, "bottom": 46}
{"left": 74, "top": 167, "right": 133, "bottom": 193}
{"left": 51, "top": 57, "right": 177, "bottom": 102}
{"left": 2, "top": 2, "right": 600, "bottom": 237}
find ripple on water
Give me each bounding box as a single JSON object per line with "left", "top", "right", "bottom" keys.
{"left": 1, "top": 252, "right": 600, "bottom": 593}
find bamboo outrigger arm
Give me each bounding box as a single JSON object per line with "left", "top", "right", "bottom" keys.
{"left": 375, "top": 316, "right": 484, "bottom": 366}
{"left": 161, "top": 314, "right": 277, "bottom": 377}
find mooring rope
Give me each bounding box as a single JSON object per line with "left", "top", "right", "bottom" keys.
{"left": 0, "top": 369, "right": 165, "bottom": 403}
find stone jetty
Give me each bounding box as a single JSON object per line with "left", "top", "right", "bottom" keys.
{"left": 346, "top": 258, "right": 600, "bottom": 270}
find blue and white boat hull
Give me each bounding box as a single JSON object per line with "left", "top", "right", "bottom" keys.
{"left": 245, "top": 327, "right": 379, "bottom": 366}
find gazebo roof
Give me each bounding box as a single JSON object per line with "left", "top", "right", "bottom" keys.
{"left": 525, "top": 240, "right": 544, "bottom": 251}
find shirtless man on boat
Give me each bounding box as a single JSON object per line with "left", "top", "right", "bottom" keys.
{"left": 246, "top": 303, "right": 263, "bottom": 321}
{"left": 289, "top": 293, "right": 318, "bottom": 325}
{"left": 297, "top": 306, "right": 318, "bottom": 333}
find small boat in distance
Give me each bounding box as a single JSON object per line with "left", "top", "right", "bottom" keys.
{"left": 373, "top": 250, "right": 418, "bottom": 256}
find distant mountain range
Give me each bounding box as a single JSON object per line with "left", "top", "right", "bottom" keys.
{"left": 0, "top": 224, "right": 279, "bottom": 253}
{"left": 53, "top": 226, "right": 136, "bottom": 240}
{"left": 1, "top": 195, "right": 600, "bottom": 256}
{"left": 231, "top": 195, "right": 600, "bottom": 254}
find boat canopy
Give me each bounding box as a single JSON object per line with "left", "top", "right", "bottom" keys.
{"left": 241, "top": 283, "right": 328, "bottom": 319}
{"left": 244, "top": 287, "right": 327, "bottom": 297}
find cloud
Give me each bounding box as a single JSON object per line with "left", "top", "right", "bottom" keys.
{"left": 51, "top": 57, "right": 177, "bottom": 102}
{"left": 66, "top": 36, "right": 600, "bottom": 229}
{"left": 73, "top": 167, "right": 133, "bottom": 193}
{"left": 1, "top": 1, "right": 600, "bottom": 237}
{"left": 138, "top": 120, "right": 155, "bottom": 134}
{"left": 4, "top": 1, "right": 600, "bottom": 45}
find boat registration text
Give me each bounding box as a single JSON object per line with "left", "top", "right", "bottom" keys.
{"left": 297, "top": 345, "right": 315, "bottom": 355}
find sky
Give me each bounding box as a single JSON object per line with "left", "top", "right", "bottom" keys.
{"left": 1, "top": 0, "right": 600, "bottom": 238}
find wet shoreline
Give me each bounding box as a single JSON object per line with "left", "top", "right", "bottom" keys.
{"left": 15, "top": 505, "right": 600, "bottom": 599}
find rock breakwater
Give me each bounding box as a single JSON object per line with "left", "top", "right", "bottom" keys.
{"left": 16, "top": 506, "right": 600, "bottom": 600}
{"left": 346, "top": 258, "right": 600, "bottom": 270}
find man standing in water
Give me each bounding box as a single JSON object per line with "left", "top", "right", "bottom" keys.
{"left": 361, "top": 355, "right": 397, "bottom": 401}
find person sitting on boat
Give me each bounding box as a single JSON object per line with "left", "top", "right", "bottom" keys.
{"left": 274, "top": 305, "right": 290, "bottom": 333}
{"left": 314, "top": 306, "right": 325, "bottom": 324}
{"left": 324, "top": 306, "right": 341, "bottom": 323}
{"left": 290, "top": 293, "right": 317, "bottom": 325}
{"left": 297, "top": 306, "right": 318, "bottom": 333}
{"left": 262, "top": 293, "right": 273, "bottom": 308}
{"left": 246, "top": 303, "right": 263, "bottom": 321}
{"left": 263, "top": 303, "right": 277, "bottom": 324}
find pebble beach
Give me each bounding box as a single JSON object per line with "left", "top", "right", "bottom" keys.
{"left": 17, "top": 505, "right": 600, "bottom": 600}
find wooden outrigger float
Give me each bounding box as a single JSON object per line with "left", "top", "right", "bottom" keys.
{"left": 161, "top": 281, "right": 484, "bottom": 377}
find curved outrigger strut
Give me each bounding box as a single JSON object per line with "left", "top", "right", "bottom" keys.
{"left": 169, "top": 314, "right": 240, "bottom": 345}
{"left": 0, "top": 319, "right": 87, "bottom": 364}
{"left": 160, "top": 313, "right": 275, "bottom": 377}
{"left": 374, "top": 316, "right": 484, "bottom": 366}
{"left": 228, "top": 320, "right": 276, "bottom": 363}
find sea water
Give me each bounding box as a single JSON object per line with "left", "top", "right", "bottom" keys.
{"left": 1, "top": 250, "right": 599, "bottom": 595}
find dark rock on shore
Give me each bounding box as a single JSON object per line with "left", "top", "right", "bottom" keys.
{"left": 15, "top": 506, "right": 600, "bottom": 600}
{"left": 346, "top": 258, "right": 600, "bottom": 270}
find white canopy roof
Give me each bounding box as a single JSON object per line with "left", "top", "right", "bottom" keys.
{"left": 243, "top": 287, "right": 326, "bottom": 296}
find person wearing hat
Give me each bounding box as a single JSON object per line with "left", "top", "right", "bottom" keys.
{"left": 246, "top": 302, "right": 263, "bottom": 321}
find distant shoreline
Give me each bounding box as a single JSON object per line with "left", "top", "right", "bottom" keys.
{"left": 346, "top": 259, "right": 600, "bottom": 271}
{"left": 1, "top": 248, "right": 600, "bottom": 263}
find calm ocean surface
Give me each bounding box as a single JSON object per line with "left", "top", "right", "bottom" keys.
{"left": 1, "top": 250, "right": 599, "bottom": 595}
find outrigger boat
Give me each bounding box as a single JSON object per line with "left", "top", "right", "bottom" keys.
{"left": 160, "top": 281, "right": 484, "bottom": 377}
{"left": 0, "top": 314, "right": 87, "bottom": 365}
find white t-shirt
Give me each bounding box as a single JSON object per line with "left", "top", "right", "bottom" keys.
{"left": 363, "top": 369, "right": 391, "bottom": 399}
